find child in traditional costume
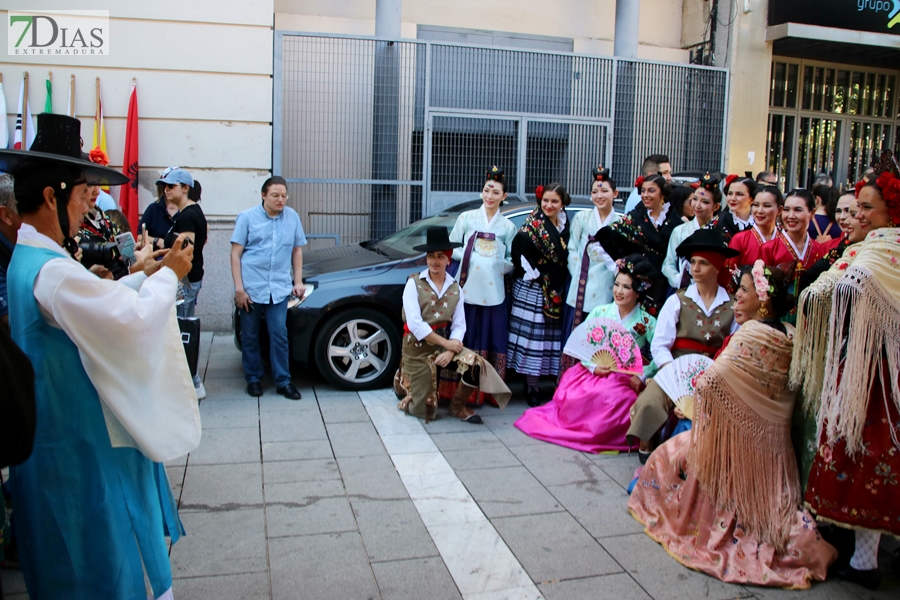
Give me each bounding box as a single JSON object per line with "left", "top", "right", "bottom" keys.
{"left": 629, "top": 263, "right": 837, "bottom": 589}
{"left": 507, "top": 183, "right": 571, "bottom": 406}
{"left": 803, "top": 152, "right": 900, "bottom": 590}
{"left": 626, "top": 229, "right": 738, "bottom": 462}
{"left": 515, "top": 255, "right": 658, "bottom": 452}
{"left": 448, "top": 166, "right": 516, "bottom": 404}
{"left": 394, "top": 227, "right": 511, "bottom": 424}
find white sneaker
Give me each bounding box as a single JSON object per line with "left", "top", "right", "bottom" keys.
{"left": 194, "top": 378, "right": 207, "bottom": 400}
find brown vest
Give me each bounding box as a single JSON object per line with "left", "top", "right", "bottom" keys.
{"left": 402, "top": 273, "right": 462, "bottom": 330}
{"left": 671, "top": 289, "right": 734, "bottom": 359}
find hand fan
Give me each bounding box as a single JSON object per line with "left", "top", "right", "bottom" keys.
{"left": 652, "top": 354, "right": 713, "bottom": 421}
{"left": 563, "top": 317, "right": 643, "bottom": 375}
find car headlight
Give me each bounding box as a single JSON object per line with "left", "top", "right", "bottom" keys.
{"left": 287, "top": 284, "right": 315, "bottom": 309}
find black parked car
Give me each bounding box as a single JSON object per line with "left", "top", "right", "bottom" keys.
{"left": 235, "top": 198, "right": 597, "bottom": 390}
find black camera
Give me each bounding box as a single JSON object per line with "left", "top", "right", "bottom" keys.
{"left": 79, "top": 241, "right": 129, "bottom": 280}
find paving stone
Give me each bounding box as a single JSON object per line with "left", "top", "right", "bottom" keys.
{"left": 263, "top": 458, "right": 341, "bottom": 484}
{"left": 327, "top": 421, "right": 388, "bottom": 458}
{"left": 260, "top": 410, "right": 328, "bottom": 443}
{"left": 423, "top": 413, "right": 494, "bottom": 433}
{"left": 167, "top": 462, "right": 186, "bottom": 497}
{"left": 371, "top": 556, "right": 462, "bottom": 600}
{"left": 546, "top": 480, "right": 644, "bottom": 539}
{"left": 170, "top": 509, "right": 267, "bottom": 578}
{"left": 441, "top": 446, "right": 522, "bottom": 471}
{"left": 588, "top": 453, "right": 644, "bottom": 491}
{"left": 429, "top": 430, "right": 506, "bottom": 452}
{"left": 265, "top": 479, "right": 357, "bottom": 538}
{"left": 199, "top": 397, "right": 260, "bottom": 428}
{"left": 180, "top": 462, "right": 263, "bottom": 512}
{"left": 602, "top": 532, "right": 752, "bottom": 600}
{"left": 318, "top": 395, "right": 371, "bottom": 423}
{"left": 351, "top": 498, "right": 440, "bottom": 563}
{"left": 188, "top": 427, "right": 261, "bottom": 465}
{"left": 751, "top": 581, "right": 862, "bottom": 599}
{"left": 0, "top": 568, "right": 26, "bottom": 594}
{"left": 537, "top": 573, "right": 651, "bottom": 600}
{"left": 262, "top": 440, "right": 334, "bottom": 462}
{"left": 172, "top": 572, "right": 270, "bottom": 600}
{"left": 338, "top": 455, "right": 409, "bottom": 501}
{"left": 269, "top": 532, "right": 381, "bottom": 600}
{"left": 509, "top": 444, "right": 614, "bottom": 488}
{"left": 256, "top": 385, "right": 317, "bottom": 413}
{"left": 455, "top": 466, "right": 564, "bottom": 518}
{"left": 488, "top": 422, "right": 550, "bottom": 448}
{"left": 492, "top": 512, "right": 622, "bottom": 582}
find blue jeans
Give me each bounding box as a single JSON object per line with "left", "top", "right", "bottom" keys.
{"left": 240, "top": 297, "right": 291, "bottom": 388}
{"left": 177, "top": 279, "right": 202, "bottom": 319}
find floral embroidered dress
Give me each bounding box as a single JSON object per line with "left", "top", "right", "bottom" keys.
{"left": 629, "top": 320, "right": 837, "bottom": 589}
{"left": 507, "top": 207, "right": 570, "bottom": 377}
{"left": 515, "top": 302, "right": 657, "bottom": 453}
{"left": 804, "top": 228, "right": 900, "bottom": 537}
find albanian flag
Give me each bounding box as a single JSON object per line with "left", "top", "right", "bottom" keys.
{"left": 120, "top": 81, "right": 140, "bottom": 232}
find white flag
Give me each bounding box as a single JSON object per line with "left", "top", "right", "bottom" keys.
{"left": 14, "top": 78, "right": 35, "bottom": 150}
{"left": 0, "top": 82, "right": 8, "bottom": 149}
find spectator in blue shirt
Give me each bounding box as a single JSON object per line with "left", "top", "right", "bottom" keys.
{"left": 230, "top": 176, "right": 306, "bottom": 399}
{"left": 0, "top": 173, "right": 22, "bottom": 331}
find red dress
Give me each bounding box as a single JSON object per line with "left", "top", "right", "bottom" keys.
{"left": 760, "top": 232, "right": 824, "bottom": 276}
{"left": 729, "top": 226, "right": 777, "bottom": 267}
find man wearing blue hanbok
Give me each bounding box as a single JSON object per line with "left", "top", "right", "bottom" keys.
{"left": 1, "top": 114, "right": 202, "bottom": 599}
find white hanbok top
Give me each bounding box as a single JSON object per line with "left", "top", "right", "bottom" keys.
{"left": 17, "top": 224, "right": 201, "bottom": 462}
{"left": 565, "top": 207, "right": 620, "bottom": 310}
{"left": 661, "top": 218, "right": 701, "bottom": 289}
{"left": 449, "top": 206, "right": 516, "bottom": 306}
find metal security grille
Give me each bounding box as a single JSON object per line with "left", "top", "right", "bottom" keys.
{"left": 275, "top": 33, "right": 728, "bottom": 247}
{"left": 766, "top": 58, "right": 900, "bottom": 190}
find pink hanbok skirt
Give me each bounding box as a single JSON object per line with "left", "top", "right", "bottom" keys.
{"left": 514, "top": 363, "right": 636, "bottom": 453}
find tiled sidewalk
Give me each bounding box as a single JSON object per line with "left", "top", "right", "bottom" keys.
{"left": 2, "top": 332, "right": 897, "bottom": 599}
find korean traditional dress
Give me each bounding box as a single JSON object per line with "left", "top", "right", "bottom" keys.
{"left": 728, "top": 224, "right": 778, "bottom": 268}
{"left": 515, "top": 302, "right": 657, "bottom": 453}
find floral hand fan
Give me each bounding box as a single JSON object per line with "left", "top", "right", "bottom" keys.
{"left": 653, "top": 355, "right": 713, "bottom": 421}
{"left": 563, "top": 317, "right": 643, "bottom": 375}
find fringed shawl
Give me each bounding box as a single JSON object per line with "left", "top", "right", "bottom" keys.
{"left": 790, "top": 242, "right": 862, "bottom": 411}
{"left": 689, "top": 320, "right": 800, "bottom": 552}
{"left": 818, "top": 227, "right": 900, "bottom": 457}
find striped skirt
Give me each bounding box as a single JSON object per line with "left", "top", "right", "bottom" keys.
{"left": 507, "top": 278, "right": 563, "bottom": 377}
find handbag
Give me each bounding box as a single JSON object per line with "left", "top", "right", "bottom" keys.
{"left": 0, "top": 326, "right": 36, "bottom": 469}
{"left": 178, "top": 317, "right": 201, "bottom": 377}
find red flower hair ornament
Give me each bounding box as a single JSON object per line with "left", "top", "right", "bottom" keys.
{"left": 89, "top": 147, "right": 110, "bottom": 166}
{"left": 724, "top": 174, "right": 739, "bottom": 188}
{"left": 634, "top": 176, "right": 645, "bottom": 191}
{"left": 876, "top": 172, "right": 900, "bottom": 225}
{"left": 535, "top": 185, "right": 545, "bottom": 201}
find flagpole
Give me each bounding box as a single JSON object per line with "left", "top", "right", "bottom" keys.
{"left": 68, "top": 74, "right": 75, "bottom": 117}
{"left": 94, "top": 77, "right": 100, "bottom": 143}
{"left": 46, "top": 71, "right": 52, "bottom": 113}
{"left": 21, "top": 72, "right": 28, "bottom": 148}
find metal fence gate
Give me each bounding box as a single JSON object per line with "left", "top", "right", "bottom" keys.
{"left": 275, "top": 33, "right": 729, "bottom": 247}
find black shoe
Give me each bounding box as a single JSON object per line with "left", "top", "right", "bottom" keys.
{"left": 638, "top": 450, "right": 651, "bottom": 465}
{"left": 526, "top": 388, "right": 541, "bottom": 407}
{"left": 276, "top": 383, "right": 302, "bottom": 400}
{"left": 246, "top": 381, "right": 263, "bottom": 397}
{"left": 829, "top": 563, "right": 882, "bottom": 590}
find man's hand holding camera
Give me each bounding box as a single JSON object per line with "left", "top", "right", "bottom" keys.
{"left": 143, "top": 233, "right": 194, "bottom": 280}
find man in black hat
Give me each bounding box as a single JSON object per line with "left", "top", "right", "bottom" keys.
{"left": 394, "top": 226, "right": 511, "bottom": 424}
{"left": 626, "top": 228, "right": 739, "bottom": 461}
{"left": 2, "top": 113, "right": 201, "bottom": 599}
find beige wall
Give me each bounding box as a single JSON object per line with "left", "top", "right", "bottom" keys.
{"left": 0, "top": 0, "right": 275, "bottom": 218}
{"left": 276, "top": 0, "right": 689, "bottom": 63}
{"left": 720, "top": 1, "right": 772, "bottom": 176}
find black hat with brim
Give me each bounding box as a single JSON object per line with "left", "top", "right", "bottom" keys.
{"left": 675, "top": 228, "right": 740, "bottom": 259}
{"left": 412, "top": 226, "right": 463, "bottom": 253}
{"left": 595, "top": 227, "right": 644, "bottom": 261}
{"left": 0, "top": 113, "right": 129, "bottom": 186}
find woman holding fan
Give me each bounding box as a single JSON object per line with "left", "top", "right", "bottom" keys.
{"left": 507, "top": 183, "right": 571, "bottom": 406}
{"left": 448, "top": 166, "right": 517, "bottom": 401}
{"left": 515, "top": 255, "right": 658, "bottom": 452}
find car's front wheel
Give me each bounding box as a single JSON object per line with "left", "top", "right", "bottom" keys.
{"left": 314, "top": 308, "right": 400, "bottom": 390}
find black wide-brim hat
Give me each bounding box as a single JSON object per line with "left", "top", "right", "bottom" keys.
{"left": 0, "top": 113, "right": 129, "bottom": 186}
{"left": 412, "top": 226, "right": 463, "bottom": 253}
{"left": 676, "top": 228, "right": 740, "bottom": 258}
{"left": 595, "top": 227, "right": 644, "bottom": 261}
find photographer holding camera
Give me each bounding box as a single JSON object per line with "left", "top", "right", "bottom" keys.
{"left": 77, "top": 174, "right": 133, "bottom": 280}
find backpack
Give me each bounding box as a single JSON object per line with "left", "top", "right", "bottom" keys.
{"left": 0, "top": 326, "right": 36, "bottom": 468}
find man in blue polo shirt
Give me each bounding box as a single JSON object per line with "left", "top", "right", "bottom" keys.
{"left": 230, "top": 176, "right": 306, "bottom": 399}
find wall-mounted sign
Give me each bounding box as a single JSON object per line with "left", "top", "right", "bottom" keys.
{"left": 769, "top": 0, "right": 900, "bottom": 35}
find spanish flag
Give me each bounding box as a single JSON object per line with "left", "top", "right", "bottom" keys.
{"left": 93, "top": 77, "right": 108, "bottom": 189}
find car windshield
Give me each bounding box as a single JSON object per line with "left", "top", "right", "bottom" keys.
{"left": 371, "top": 212, "right": 462, "bottom": 258}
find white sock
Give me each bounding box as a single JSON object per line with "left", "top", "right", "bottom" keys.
{"left": 849, "top": 530, "right": 880, "bottom": 571}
